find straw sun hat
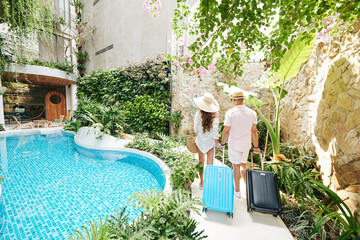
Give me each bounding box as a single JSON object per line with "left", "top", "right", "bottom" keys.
{"left": 230, "top": 91, "right": 245, "bottom": 99}
{"left": 193, "top": 93, "right": 219, "bottom": 113}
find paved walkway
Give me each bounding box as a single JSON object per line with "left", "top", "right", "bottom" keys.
{"left": 190, "top": 160, "right": 294, "bottom": 240}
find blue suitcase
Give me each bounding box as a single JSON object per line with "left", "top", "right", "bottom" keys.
{"left": 202, "top": 147, "right": 234, "bottom": 217}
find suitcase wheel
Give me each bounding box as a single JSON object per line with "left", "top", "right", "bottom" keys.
{"left": 227, "top": 212, "right": 233, "bottom": 218}
{"left": 273, "top": 214, "right": 277, "bottom": 217}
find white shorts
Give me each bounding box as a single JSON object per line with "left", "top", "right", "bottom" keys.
{"left": 228, "top": 147, "right": 249, "bottom": 164}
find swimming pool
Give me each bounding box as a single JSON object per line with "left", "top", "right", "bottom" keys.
{"left": 0, "top": 131, "right": 165, "bottom": 239}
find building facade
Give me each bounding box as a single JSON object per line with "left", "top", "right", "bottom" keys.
{"left": 81, "top": 0, "right": 176, "bottom": 72}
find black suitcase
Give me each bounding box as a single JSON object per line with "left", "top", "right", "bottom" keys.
{"left": 246, "top": 152, "right": 282, "bottom": 217}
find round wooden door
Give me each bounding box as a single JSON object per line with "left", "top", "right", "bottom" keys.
{"left": 45, "top": 91, "right": 66, "bottom": 121}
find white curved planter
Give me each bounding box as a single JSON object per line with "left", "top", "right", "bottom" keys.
{"left": 74, "top": 127, "right": 171, "bottom": 193}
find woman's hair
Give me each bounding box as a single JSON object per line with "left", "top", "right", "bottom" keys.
{"left": 200, "top": 110, "right": 216, "bottom": 132}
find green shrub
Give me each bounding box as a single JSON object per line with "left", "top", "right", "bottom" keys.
{"left": 73, "top": 98, "right": 127, "bottom": 137}
{"left": 63, "top": 121, "right": 82, "bottom": 132}
{"left": 282, "top": 200, "right": 340, "bottom": 240}
{"left": 18, "top": 58, "right": 74, "bottom": 73}
{"left": 126, "top": 133, "right": 202, "bottom": 190}
{"left": 76, "top": 60, "right": 170, "bottom": 134}
{"left": 122, "top": 95, "right": 169, "bottom": 134}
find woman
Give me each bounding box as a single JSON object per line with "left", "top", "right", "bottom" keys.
{"left": 193, "top": 93, "right": 222, "bottom": 189}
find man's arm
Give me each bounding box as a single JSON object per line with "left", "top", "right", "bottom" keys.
{"left": 251, "top": 124, "right": 260, "bottom": 153}
{"left": 221, "top": 126, "right": 231, "bottom": 146}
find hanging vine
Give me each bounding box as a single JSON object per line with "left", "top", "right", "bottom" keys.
{"left": 0, "top": 0, "right": 56, "bottom": 76}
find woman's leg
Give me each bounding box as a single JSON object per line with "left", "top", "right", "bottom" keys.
{"left": 197, "top": 148, "right": 206, "bottom": 188}
{"left": 206, "top": 147, "right": 215, "bottom": 165}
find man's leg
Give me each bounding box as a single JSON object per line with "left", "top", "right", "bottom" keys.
{"left": 239, "top": 163, "right": 247, "bottom": 183}
{"left": 233, "top": 164, "right": 241, "bottom": 192}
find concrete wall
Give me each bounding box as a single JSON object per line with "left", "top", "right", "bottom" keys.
{"left": 82, "top": 0, "right": 176, "bottom": 72}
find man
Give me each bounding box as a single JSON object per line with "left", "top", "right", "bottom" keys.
{"left": 221, "top": 91, "right": 260, "bottom": 198}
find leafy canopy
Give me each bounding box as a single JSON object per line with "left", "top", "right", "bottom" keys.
{"left": 172, "top": 0, "right": 360, "bottom": 77}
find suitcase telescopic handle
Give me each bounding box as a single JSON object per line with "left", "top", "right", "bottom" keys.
{"left": 250, "top": 149, "right": 263, "bottom": 170}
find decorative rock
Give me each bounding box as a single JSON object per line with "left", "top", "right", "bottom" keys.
{"left": 337, "top": 93, "right": 353, "bottom": 111}
{"left": 347, "top": 87, "right": 360, "bottom": 99}
{"left": 344, "top": 129, "right": 360, "bottom": 152}
{"left": 343, "top": 172, "right": 357, "bottom": 185}
{"left": 335, "top": 122, "right": 347, "bottom": 137}
{"left": 330, "top": 109, "right": 346, "bottom": 123}
{"left": 331, "top": 173, "right": 348, "bottom": 190}
{"left": 345, "top": 111, "right": 360, "bottom": 130}
{"left": 334, "top": 57, "right": 347, "bottom": 67}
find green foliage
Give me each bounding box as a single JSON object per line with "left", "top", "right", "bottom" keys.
{"left": 0, "top": 0, "right": 56, "bottom": 74}
{"left": 249, "top": 34, "right": 315, "bottom": 157}
{"left": 77, "top": 61, "right": 170, "bottom": 134}
{"left": 282, "top": 201, "right": 340, "bottom": 240}
{"left": 266, "top": 143, "right": 318, "bottom": 172}
{"left": 107, "top": 209, "right": 155, "bottom": 240}
{"left": 309, "top": 179, "right": 360, "bottom": 240}
{"left": 0, "top": 0, "right": 54, "bottom": 33}
{"left": 0, "top": 123, "right": 5, "bottom": 131}
{"left": 17, "top": 58, "right": 74, "bottom": 73}
{"left": 129, "top": 189, "right": 206, "bottom": 239}
{"left": 127, "top": 133, "right": 202, "bottom": 189}
{"left": 122, "top": 95, "right": 169, "bottom": 134}
{"left": 68, "top": 217, "right": 111, "bottom": 240}
{"left": 275, "top": 35, "right": 315, "bottom": 84}
{"left": 167, "top": 110, "right": 183, "bottom": 134}
{"left": 0, "top": 86, "right": 6, "bottom": 95}
{"left": 64, "top": 121, "right": 82, "bottom": 133}
{"left": 168, "top": 155, "right": 202, "bottom": 191}
{"left": 265, "top": 161, "right": 321, "bottom": 200}
{"left": 172, "top": 0, "right": 359, "bottom": 77}
{"left": 264, "top": 144, "right": 320, "bottom": 200}
{"left": 77, "top": 61, "right": 169, "bottom": 104}
{"left": 69, "top": 190, "right": 207, "bottom": 240}
{"left": 74, "top": 99, "right": 126, "bottom": 137}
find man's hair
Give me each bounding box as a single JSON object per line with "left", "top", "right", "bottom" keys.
{"left": 233, "top": 98, "right": 244, "bottom": 104}
{"left": 200, "top": 110, "right": 216, "bottom": 132}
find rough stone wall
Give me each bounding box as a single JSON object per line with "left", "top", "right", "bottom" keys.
{"left": 171, "top": 62, "right": 269, "bottom": 135}
{"left": 280, "top": 20, "right": 360, "bottom": 218}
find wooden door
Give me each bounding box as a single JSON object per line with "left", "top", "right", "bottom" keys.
{"left": 45, "top": 91, "right": 66, "bottom": 121}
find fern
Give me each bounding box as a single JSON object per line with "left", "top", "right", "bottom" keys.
{"left": 68, "top": 217, "right": 111, "bottom": 240}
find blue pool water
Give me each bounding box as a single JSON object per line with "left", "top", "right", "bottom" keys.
{"left": 0, "top": 131, "right": 164, "bottom": 239}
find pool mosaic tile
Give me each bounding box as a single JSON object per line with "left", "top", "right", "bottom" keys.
{"left": 0, "top": 132, "right": 163, "bottom": 239}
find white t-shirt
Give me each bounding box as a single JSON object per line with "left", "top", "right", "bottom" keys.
{"left": 224, "top": 105, "right": 257, "bottom": 152}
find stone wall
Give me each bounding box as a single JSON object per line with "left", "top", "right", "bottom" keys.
{"left": 280, "top": 20, "right": 360, "bottom": 218}
{"left": 171, "top": 62, "right": 268, "bottom": 135}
